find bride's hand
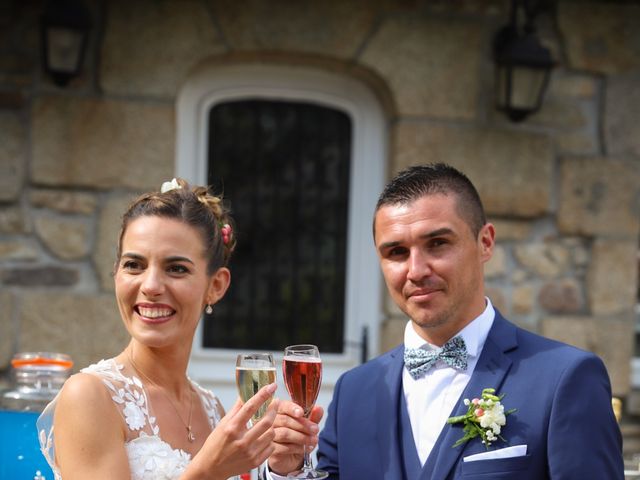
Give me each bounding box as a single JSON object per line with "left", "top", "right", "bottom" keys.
{"left": 188, "top": 383, "right": 278, "bottom": 480}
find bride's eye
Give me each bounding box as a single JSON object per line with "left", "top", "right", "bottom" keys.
{"left": 167, "top": 264, "right": 189, "bottom": 274}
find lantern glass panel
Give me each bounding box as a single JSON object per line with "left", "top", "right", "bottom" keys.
{"left": 45, "top": 27, "right": 84, "bottom": 73}
{"left": 495, "top": 65, "right": 510, "bottom": 108}
{"left": 510, "top": 65, "right": 547, "bottom": 110}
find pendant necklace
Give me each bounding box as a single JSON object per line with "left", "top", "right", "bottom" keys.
{"left": 128, "top": 349, "right": 196, "bottom": 443}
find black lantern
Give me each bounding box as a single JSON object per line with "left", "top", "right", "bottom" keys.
{"left": 41, "top": 0, "right": 92, "bottom": 87}
{"left": 493, "top": 0, "right": 555, "bottom": 122}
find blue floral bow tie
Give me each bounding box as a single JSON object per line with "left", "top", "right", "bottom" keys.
{"left": 404, "top": 336, "right": 468, "bottom": 380}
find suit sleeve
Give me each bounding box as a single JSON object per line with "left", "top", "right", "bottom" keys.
{"left": 547, "top": 353, "right": 624, "bottom": 479}
{"left": 316, "top": 373, "right": 343, "bottom": 479}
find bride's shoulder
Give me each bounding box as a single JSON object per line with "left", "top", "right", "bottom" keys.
{"left": 56, "top": 358, "right": 128, "bottom": 411}
{"left": 57, "top": 368, "right": 115, "bottom": 411}
{"left": 51, "top": 365, "right": 131, "bottom": 476}
{"left": 53, "top": 370, "right": 124, "bottom": 445}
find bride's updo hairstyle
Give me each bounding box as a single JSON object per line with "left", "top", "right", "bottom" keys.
{"left": 116, "top": 178, "right": 236, "bottom": 274}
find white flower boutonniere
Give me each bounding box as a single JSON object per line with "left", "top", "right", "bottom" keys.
{"left": 446, "top": 388, "right": 516, "bottom": 449}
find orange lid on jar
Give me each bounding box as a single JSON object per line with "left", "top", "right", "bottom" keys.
{"left": 11, "top": 352, "right": 73, "bottom": 370}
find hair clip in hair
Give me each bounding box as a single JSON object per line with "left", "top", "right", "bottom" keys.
{"left": 160, "top": 178, "right": 182, "bottom": 193}
{"left": 221, "top": 223, "right": 232, "bottom": 245}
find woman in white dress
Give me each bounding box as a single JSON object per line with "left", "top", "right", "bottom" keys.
{"left": 37, "top": 178, "right": 304, "bottom": 480}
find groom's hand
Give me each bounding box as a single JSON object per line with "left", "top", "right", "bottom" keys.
{"left": 268, "top": 401, "right": 323, "bottom": 476}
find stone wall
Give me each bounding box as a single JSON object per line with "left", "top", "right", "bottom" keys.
{"left": 0, "top": 0, "right": 639, "bottom": 398}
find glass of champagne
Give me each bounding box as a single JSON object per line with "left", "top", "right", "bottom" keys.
{"left": 236, "top": 353, "right": 276, "bottom": 480}
{"left": 236, "top": 353, "right": 277, "bottom": 423}
{"left": 282, "top": 345, "right": 327, "bottom": 480}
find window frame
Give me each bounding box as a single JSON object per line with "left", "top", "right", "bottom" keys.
{"left": 175, "top": 64, "right": 386, "bottom": 405}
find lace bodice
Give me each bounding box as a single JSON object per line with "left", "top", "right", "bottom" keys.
{"left": 37, "top": 358, "right": 235, "bottom": 480}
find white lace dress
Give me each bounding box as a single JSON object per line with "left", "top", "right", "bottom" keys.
{"left": 37, "top": 358, "right": 238, "bottom": 480}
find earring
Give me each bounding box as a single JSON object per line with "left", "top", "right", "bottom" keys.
{"left": 205, "top": 304, "right": 213, "bottom": 314}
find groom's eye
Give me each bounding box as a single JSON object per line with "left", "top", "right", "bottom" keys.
{"left": 122, "top": 260, "right": 143, "bottom": 271}
{"left": 388, "top": 246, "right": 408, "bottom": 257}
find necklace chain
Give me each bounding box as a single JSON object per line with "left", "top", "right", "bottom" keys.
{"left": 127, "top": 349, "right": 195, "bottom": 443}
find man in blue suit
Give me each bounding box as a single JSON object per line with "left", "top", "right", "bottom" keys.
{"left": 313, "top": 164, "right": 624, "bottom": 479}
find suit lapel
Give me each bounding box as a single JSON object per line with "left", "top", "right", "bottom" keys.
{"left": 375, "top": 345, "right": 406, "bottom": 480}
{"left": 420, "top": 314, "right": 518, "bottom": 480}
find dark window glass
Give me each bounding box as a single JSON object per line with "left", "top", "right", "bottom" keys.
{"left": 203, "top": 100, "right": 352, "bottom": 353}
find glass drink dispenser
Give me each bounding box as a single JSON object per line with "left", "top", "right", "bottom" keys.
{"left": 0, "top": 352, "right": 73, "bottom": 479}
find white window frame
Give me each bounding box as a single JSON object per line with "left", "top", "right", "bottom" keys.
{"left": 175, "top": 64, "right": 386, "bottom": 411}
{"left": 632, "top": 304, "right": 640, "bottom": 388}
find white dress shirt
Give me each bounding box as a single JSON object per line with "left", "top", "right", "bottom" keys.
{"left": 403, "top": 299, "right": 495, "bottom": 465}
{"left": 268, "top": 299, "right": 495, "bottom": 479}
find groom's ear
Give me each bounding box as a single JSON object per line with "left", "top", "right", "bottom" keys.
{"left": 478, "top": 223, "right": 495, "bottom": 263}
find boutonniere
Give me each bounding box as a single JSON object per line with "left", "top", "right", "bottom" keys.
{"left": 446, "top": 388, "right": 516, "bottom": 449}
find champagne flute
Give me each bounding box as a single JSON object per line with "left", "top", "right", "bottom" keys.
{"left": 236, "top": 353, "right": 276, "bottom": 480}
{"left": 282, "top": 345, "right": 327, "bottom": 480}
{"left": 236, "top": 353, "right": 277, "bottom": 423}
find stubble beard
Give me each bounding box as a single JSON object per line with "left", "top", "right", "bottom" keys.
{"left": 411, "top": 310, "right": 450, "bottom": 331}
{"left": 402, "top": 283, "right": 452, "bottom": 331}
{"left": 406, "top": 293, "right": 465, "bottom": 338}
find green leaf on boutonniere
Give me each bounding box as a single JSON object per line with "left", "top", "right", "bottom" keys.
{"left": 447, "top": 388, "right": 516, "bottom": 449}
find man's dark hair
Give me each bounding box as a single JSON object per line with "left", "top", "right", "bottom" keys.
{"left": 374, "top": 163, "right": 487, "bottom": 238}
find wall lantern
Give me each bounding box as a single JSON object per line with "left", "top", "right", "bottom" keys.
{"left": 493, "top": 0, "right": 555, "bottom": 122}
{"left": 41, "top": 0, "right": 92, "bottom": 87}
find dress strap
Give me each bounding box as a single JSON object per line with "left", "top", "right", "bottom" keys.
{"left": 189, "top": 378, "right": 224, "bottom": 428}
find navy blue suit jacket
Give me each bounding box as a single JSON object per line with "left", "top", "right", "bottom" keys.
{"left": 317, "top": 311, "right": 624, "bottom": 479}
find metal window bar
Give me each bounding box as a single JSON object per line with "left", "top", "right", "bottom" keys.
{"left": 203, "top": 100, "right": 352, "bottom": 353}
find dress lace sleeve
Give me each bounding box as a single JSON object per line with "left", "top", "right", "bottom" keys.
{"left": 36, "top": 391, "right": 61, "bottom": 480}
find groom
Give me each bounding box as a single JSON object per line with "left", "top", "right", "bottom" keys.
{"left": 311, "top": 164, "right": 623, "bottom": 479}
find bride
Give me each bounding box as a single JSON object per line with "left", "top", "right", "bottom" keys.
{"left": 37, "top": 178, "right": 316, "bottom": 480}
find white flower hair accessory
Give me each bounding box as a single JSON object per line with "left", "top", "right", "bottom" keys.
{"left": 446, "top": 388, "right": 516, "bottom": 449}
{"left": 160, "top": 178, "right": 182, "bottom": 193}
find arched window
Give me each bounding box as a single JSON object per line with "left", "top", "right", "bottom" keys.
{"left": 205, "top": 99, "right": 352, "bottom": 353}
{"left": 176, "top": 64, "right": 386, "bottom": 410}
